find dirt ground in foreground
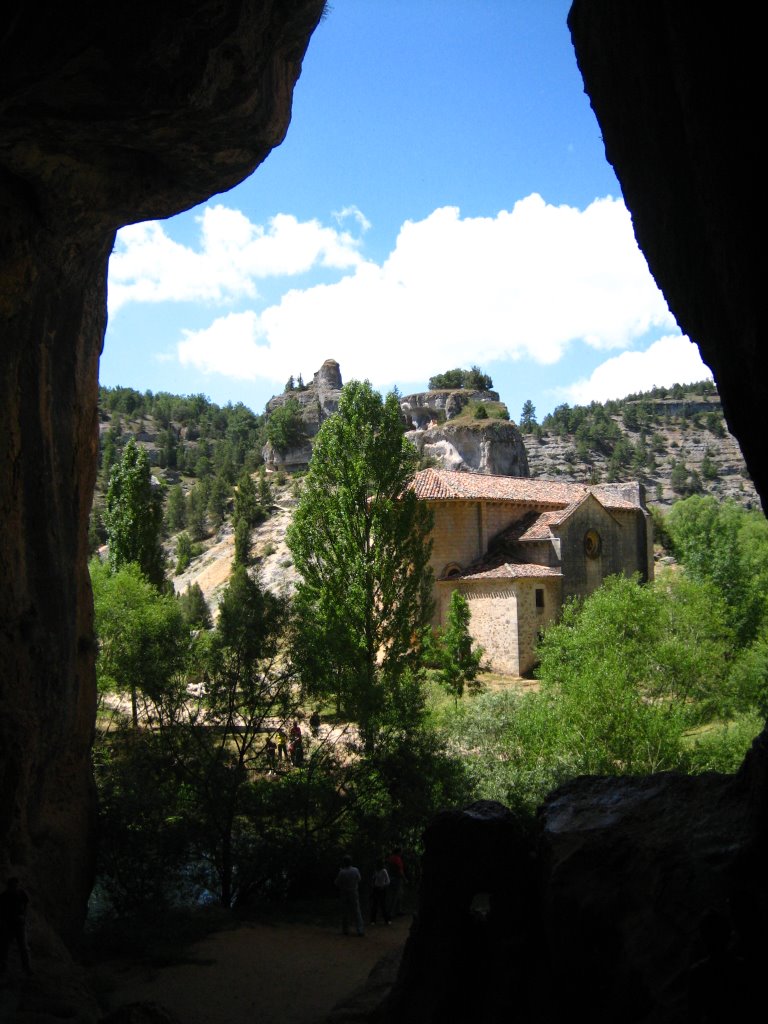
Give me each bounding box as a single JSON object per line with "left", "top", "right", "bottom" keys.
{"left": 93, "top": 916, "right": 410, "bottom": 1024}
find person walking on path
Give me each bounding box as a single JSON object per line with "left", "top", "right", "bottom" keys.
{"left": 369, "top": 861, "right": 391, "bottom": 926}
{"left": 264, "top": 735, "right": 277, "bottom": 772}
{"left": 0, "top": 877, "right": 31, "bottom": 977}
{"left": 335, "top": 855, "right": 364, "bottom": 937}
{"left": 386, "top": 847, "right": 407, "bottom": 918}
{"left": 277, "top": 729, "right": 288, "bottom": 762}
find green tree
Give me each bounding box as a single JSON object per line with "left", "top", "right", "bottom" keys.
{"left": 232, "top": 470, "right": 263, "bottom": 566}
{"left": 166, "top": 483, "right": 187, "bottom": 533}
{"left": 93, "top": 727, "right": 192, "bottom": 915}
{"left": 178, "top": 582, "right": 212, "bottom": 630}
{"left": 266, "top": 397, "right": 306, "bottom": 453}
{"left": 100, "top": 422, "right": 122, "bottom": 488}
{"left": 426, "top": 591, "right": 485, "bottom": 706}
{"left": 147, "top": 566, "right": 297, "bottom": 906}
{"left": 175, "top": 531, "right": 194, "bottom": 574}
{"left": 288, "top": 380, "right": 434, "bottom": 753}
{"left": 519, "top": 400, "right": 537, "bottom": 434}
{"left": 622, "top": 404, "right": 640, "bottom": 431}
{"left": 103, "top": 438, "right": 166, "bottom": 587}
{"left": 207, "top": 473, "right": 231, "bottom": 528}
{"left": 428, "top": 367, "right": 493, "bottom": 391}
{"left": 186, "top": 483, "right": 208, "bottom": 541}
{"left": 91, "top": 559, "right": 188, "bottom": 727}
{"left": 258, "top": 466, "right": 273, "bottom": 511}
{"left": 535, "top": 573, "right": 734, "bottom": 775}
{"left": 428, "top": 368, "right": 465, "bottom": 390}
{"left": 670, "top": 459, "right": 691, "bottom": 495}
{"left": 666, "top": 496, "right": 767, "bottom": 644}
{"left": 464, "top": 365, "right": 494, "bottom": 391}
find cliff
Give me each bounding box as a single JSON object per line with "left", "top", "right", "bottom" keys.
{"left": 262, "top": 358, "right": 343, "bottom": 470}
{"left": 401, "top": 387, "right": 529, "bottom": 476}
{"left": 407, "top": 421, "right": 529, "bottom": 476}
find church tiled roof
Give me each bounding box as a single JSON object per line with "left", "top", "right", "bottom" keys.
{"left": 457, "top": 562, "right": 562, "bottom": 581}
{"left": 409, "top": 468, "right": 638, "bottom": 510}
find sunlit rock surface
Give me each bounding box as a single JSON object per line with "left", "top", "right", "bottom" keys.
{"left": 406, "top": 421, "right": 529, "bottom": 476}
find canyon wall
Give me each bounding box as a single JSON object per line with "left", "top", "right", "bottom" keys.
{"left": 0, "top": 0, "right": 326, "bottom": 953}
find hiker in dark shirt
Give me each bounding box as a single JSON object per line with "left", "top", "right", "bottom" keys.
{"left": 0, "top": 877, "right": 31, "bottom": 976}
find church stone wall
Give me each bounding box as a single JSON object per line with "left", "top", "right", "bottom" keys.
{"left": 453, "top": 581, "right": 521, "bottom": 677}
{"left": 515, "top": 577, "right": 561, "bottom": 675}
{"left": 558, "top": 498, "right": 646, "bottom": 603}
{"left": 430, "top": 500, "right": 539, "bottom": 580}
{"left": 430, "top": 502, "right": 485, "bottom": 579}
{"left": 429, "top": 491, "right": 650, "bottom": 675}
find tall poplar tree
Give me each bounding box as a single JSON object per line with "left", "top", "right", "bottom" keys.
{"left": 287, "top": 380, "right": 433, "bottom": 753}
{"left": 103, "top": 438, "right": 166, "bottom": 588}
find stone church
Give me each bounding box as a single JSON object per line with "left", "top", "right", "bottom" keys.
{"left": 411, "top": 468, "right": 653, "bottom": 676}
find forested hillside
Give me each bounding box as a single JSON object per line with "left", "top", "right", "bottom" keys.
{"left": 91, "top": 377, "right": 760, "bottom": 617}
{"left": 91, "top": 385, "right": 268, "bottom": 551}
{"left": 520, "top": 380, "right": 758, "bottom": 508}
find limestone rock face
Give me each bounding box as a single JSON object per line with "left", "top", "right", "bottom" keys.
{"left": 0, "top": 0, "right": 326, "bottom": 957}
{"left": 401, "top": 387, "right": 527, "bottom": 476}
{"left": 314, "top": 357, "right": 343, "bottom": 392}
{"left": 262, "top": 358, "right": 343, "bottom": 469}
{"left": 385, "top": 769, "right": 764, "bottom": 1024}
{"left": 406, "top": 422, "right": 529, "bottom": 476}
{"left": 400, "top": 389, "right": 501, "bottom": 429}
{"left": 262, "top": 437, "right": 315, "bottom": 473}
{"left": 568, "top": 1, "right": 764, "bottom": 513}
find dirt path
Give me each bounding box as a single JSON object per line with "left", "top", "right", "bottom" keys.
{"left": 94, "top": 916, "right": 410, "bottom": 1024}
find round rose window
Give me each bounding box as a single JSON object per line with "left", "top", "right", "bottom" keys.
{"left": 584, "top": 529, "right": 602, "bottom": 558}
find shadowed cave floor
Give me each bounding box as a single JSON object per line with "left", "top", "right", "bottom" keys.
{"left": 89, "top": 914, "right": 409, "bottom": 1024}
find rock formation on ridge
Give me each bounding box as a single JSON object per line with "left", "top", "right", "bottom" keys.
{"left": 401, "top": 387, "right": 530, "bottom": 476}
{"left": 262, "top": 358, "right": 343, "bottom": 469}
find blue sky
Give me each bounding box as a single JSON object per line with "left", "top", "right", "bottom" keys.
{"left": 102, "top": 1, "right": 711, "bottom": 423}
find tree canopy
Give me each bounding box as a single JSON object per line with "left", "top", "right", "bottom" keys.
{"left": 666, "top": 495, "right": 768, "bottom": 644}
{"left": 265, "top": 397, "right": 306, "bottom": 453}
{"left": 91, "top": 559, "right": 187, "bottom": 726}
{"left": 428, "top": 366, "right": 493, "bottom": 391}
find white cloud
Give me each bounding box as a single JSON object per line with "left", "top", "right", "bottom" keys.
{"left": 178, "top": 312, "right": 264, "bottom": 381}
{"left": 108, "top": 205, "right": 366, "bottom": 314}
{"left": 333, "top": 205, "right": 372, "bottom": 232}
{"left": 176, "top": 194, "right": 677, "bottom": 389}
{"left": 559, "top": 335, "right": 713, "bottom": 406}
